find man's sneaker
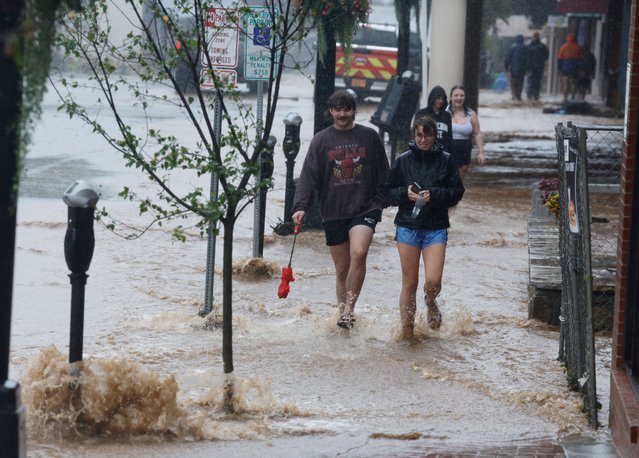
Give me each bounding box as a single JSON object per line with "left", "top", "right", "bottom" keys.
{"left": 337, "top": 312, "right": 355, "bottom": 329}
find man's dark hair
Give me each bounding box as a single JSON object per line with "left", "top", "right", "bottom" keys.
{"left": 328, "top": 90, "right": 357, "bottom": 111}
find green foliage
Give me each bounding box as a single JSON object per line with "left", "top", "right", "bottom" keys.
{"left": 52, "top": 0, "right": 311, "bottom": 240}
{"left": 20, "top": 0, "right": 67, "bottom": 159}
{"left": 482, "top": 0, "right": 511, "bottom": 34}
{"left": 302, "top": 0, "right": 370, "bottom": 67}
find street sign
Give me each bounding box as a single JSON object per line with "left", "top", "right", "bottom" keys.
{"left": 243, "top": 7, "right": 278, "bottom": 80}
{"left": 203, "top": 8, "right": 239, "bottom": 68}
{"left": 199, "top": 68, "right": 238, "bottom": 89}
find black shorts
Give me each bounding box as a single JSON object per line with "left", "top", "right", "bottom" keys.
{"left": 450, "top": 139, "right": 472, "bottom": 166}
{"left": 322, "top": 209, "right": 382, "bottom": 246}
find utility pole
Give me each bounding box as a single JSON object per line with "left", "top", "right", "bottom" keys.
{"left": 463, "top": 0, "right": 484, "bottom": 112}
{"left": 0, "top": 0, "right": 28, "bottom": 455}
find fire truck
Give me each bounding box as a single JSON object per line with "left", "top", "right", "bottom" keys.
{"left": 335, "top": 23, "right": 421, "bottom": 99}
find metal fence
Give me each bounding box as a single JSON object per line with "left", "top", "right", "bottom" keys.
{"left": 554, "top": 122, "right": 623, "bottom": 428}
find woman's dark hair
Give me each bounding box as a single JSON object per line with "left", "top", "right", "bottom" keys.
{"left": 426, "top": 85, "right": 448, "bottom": 113}
{"left": 411, "top": 115, "right": 437, "bottom": 137}
{"left": 448, "top": 84, "right": 471, "bottom": 115}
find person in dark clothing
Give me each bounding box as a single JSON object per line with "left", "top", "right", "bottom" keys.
{"left": 526, "top": 32, "right": 549, "bottom": 100}
{"left": 413, "top": 85, "right": 452, "bottom": 152}
{"left": 292, "top": 89, "right": 390, "bottom": 330}
{"left": 385, "top": 116, "right": 464, "bottom": 341}
{"left": 504, "top": 34, "right": 529, "bottom": 101}
{"left": 576, "top": 45, "right": 597, "bottom": 100}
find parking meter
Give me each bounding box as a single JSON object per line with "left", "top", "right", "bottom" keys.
{"left": 253, "top": 136, "right": 277, "bottom": 258}
{"left": 261, "top": 135, "right": 277, "bottom": 182}
{"left": 64, "top": 181, "right": 98, "bottom": 273}
{"left": 282, "top": 112, "right": 302, "bottom": 224}
{"left": 371, "top": 72, "right": 421, "bottom": 164}
{"left": 63, "top": 180, "right": 99, "bottom": 363}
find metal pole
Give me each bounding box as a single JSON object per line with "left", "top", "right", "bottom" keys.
{"left": 203, "top": 96, "right": 222, "bottom": 315}
{"left": 68, "top": 273, "right": 87, "bottom": 363}
{"left": 578, "top": 127, "right": 598, "bottom": 428}
{"left": 0, "top": 2, "right": 27, "bottom": 450}
{"left": 252, "top": 81, "right": 265, "bottom": 257}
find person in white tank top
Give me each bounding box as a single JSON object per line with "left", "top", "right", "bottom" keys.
{"left": 447, "top": 85, "right": 485, "bottom": 181}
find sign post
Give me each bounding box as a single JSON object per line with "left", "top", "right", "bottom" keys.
{"left": 202, "top": 7, "right": 239, "bottom": 314}
{"left": 244, "top": 7, "right": 278, "bottom": 257}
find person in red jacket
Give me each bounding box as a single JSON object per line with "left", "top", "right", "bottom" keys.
{"left": 558, "top": 33, "right": 583, "bottom": 101}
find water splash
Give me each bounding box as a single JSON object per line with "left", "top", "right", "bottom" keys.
{"left": 21, "top": 346, "right": 309, "bottom": 442}
{"left": 22, "top": 346, "right": 186, "bottom": 437}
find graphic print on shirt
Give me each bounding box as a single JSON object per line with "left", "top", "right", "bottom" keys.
{"left": 328, "top": 144, "right": 367, "bottom": 182}
{"left": 436, "top": 121, "right": 449, "bottom": 139}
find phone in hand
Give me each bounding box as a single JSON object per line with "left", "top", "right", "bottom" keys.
{"left": 410, "top": 182, "right": 421, "bottom": 194}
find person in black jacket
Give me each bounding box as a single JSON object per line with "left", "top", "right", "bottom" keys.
{"left": 413, "top": 85, "right": 452, "bottom": 152}
{"left": 526, "top": 32, "right": 549, "bottom": 100}
{"left": 386, "top": 116, "right": 464, "bottom": 341}
{"left": 504, "top": 34, "right": 529, "bottom": 101}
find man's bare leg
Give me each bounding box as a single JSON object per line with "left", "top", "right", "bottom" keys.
{"left": 329, "top": 241, "right": 350, "bottom": 315}
{"left": 329, "top": 225, "right": 374, "bottom": 325}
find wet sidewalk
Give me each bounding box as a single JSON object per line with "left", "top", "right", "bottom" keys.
{"left": 409, "top": 439, "right": 618, "bottom": 457}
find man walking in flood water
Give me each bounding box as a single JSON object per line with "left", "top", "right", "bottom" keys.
{"left": 504, "top": 34, "right": 529, "bottom": 101}
{"left": 526, "top": 32, "right": 549, "bottom": 101}
{"left": 292, "top": 90, "right": 389, "bottom": 329}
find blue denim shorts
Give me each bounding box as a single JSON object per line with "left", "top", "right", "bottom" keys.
{"left": 395, "top": 226, "right": 448, "bottom": 249}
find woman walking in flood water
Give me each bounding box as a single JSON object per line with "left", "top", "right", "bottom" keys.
{"left": 386, "top": 116, "right": 464, "bottom": 341}
{"left": 447, "top": 85, "right": 485, "bottom": 181}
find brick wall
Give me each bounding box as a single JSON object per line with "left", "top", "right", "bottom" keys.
{"left": 610, "top": 0, "right": 639, "bottom": 454}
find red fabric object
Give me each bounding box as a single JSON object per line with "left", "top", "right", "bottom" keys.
{"left": 558, "top": 34, "right": 583, "bottom": 60}
{"left": 277, "top": 266, "right": 295, "bottom": 298}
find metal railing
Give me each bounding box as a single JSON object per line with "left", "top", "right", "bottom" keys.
{"left": 555, "top": 122, "right": 622, "bottom": 428}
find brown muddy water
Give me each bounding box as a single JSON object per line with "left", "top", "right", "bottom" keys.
{"left": 13, "top": 187, "right": 612, "bottom": 457}
{"left": 11, "top": 78, "right": 619, "bottom": 456}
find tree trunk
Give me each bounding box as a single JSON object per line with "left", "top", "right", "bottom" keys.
{"left": 222, "top": 216, "right": 234, "bottom": 374}
{"left": 221, "top": 215, "right": 235, "bottom": 412}
{"left": 313, "top": 15, "right": 336, "bottom": 135}
{"left": 0, "top": 0, "right": 24, "bottom": 384}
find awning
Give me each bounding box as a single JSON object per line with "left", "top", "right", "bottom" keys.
{"left": 557, "top": 0, "right": 609, "bottom": 14}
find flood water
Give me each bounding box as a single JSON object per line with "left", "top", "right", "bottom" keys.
{"left": 10, "top": 72, "right": 622, "bottom": 456}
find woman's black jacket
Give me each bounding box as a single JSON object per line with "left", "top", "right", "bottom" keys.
{"left": 386, "top": 142, "right": 464, "bottom": 230}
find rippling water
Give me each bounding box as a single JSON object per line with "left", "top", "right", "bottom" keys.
{"left": 10, "top": 73, "right": 619, "bottom": 456}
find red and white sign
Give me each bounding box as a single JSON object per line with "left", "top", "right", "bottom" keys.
{"left": 199, "top": 67, "right": 237, "bottom": 89}
{"left": 203, "top": 8, "right": 239, "bottom": 68}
